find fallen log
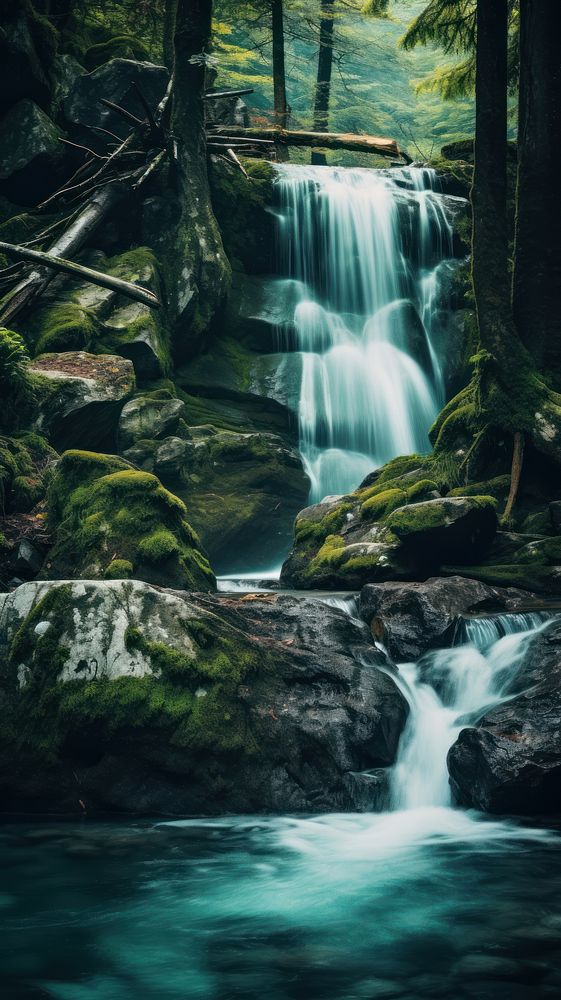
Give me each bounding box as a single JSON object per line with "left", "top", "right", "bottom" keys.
{"left": 204, "top": 88, "right": 254, "bottom": 100}
{"left": 0, "top": 181, "right": 127, "bottom": 327}
{"left": 0, "top": 241, "right": 161, "bottom": 309}
{"left": 206, "top": 125, "right": 410, "bottom": 161}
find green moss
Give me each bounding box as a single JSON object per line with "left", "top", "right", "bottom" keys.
{"left": 209, "top": 158, "right": 274, "bottom": 272}
{"left": 406, "top": 479, "right": 439, "bottom": 501}
{"left": 0, "top": 431, "right": 57, "bottom": 512}
{"left": 84, "top": 35, "right": 151, "bottom": 69}
{"left": 31, "top": 303, "right": 97, "bottom": 356}
{"left": 512, "top": 537, "right": 561, "bottom": 566}
{"left": 361, "top": 487, "right": 407, "bottom": 521}
{"left": 138, "top": 529, "right": 180, "bottom": 563}
{"left": 521, "top": 510, "right": 555, "bottom": 536}
{"left": 387, "top": 495, "right": 497, "bottom": 537}
{"left": 45, "top": 453, "right": 215, "bottom": 590}
{"left": 294, "top": 502, "right": 354, "bottom": 549}
{"left": 445, "top": 564, "right": 561, "bottom": 595}
{"left": 104, "top": 559, "right": 133, "bottom": 579}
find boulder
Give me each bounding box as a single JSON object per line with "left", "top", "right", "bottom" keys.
{"left": 30, "top": 351, "right": 135, "bottom": 451}
{"left": 63, "top": 58, "right": 168, "bottom": 153}
{"left": 0, "top": 100, "right": 64, "bottom": 204}
{"left": 359, "top": 576, "right": 537, "bottom": 662}
{"left": 42, "top": 449, "right": 215, "bottom": 591}
{"left": 281, "top": 454, "right": 499, "bottom": 590}
{"left": 209, "top": 157, "right": 275, "bottom": 274}
{"left": 118, "top": 404, "right": 310, "bottom": 573}
{"left": 386, "top": 496, "right": 498, "bottom": 564}
{"left": 29, "top": 248, "right": 171, "bottom": 379}
{"left": 0, "top": 580, "right": 408, "bottom": 815}
{"left": 0, "top": 9, "right": 56, "bottom": 115}
{"left": 118, "top": 394, "right": 187, "bottom": 451}
{"left": 448, "top": 619, "right": 561, "bottom": 815}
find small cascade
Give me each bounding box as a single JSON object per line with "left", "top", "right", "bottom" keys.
{"left": 455, "top": 610, "right": 552, "bottom": 650}
{"left": 274, "top": 164, "right": 458, "bottom": 502}
{"left": 317, "top": 593, "right": 359, "bottom": 617}
{"left": 390, "top": 614, "right": 555, "bottom": 811}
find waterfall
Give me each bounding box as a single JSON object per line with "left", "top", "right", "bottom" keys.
{"left": 275, "top": 164, "right": 455, "bottom": 502}
{"left": 389, "top": 614, "right": 555, "bottom": 811}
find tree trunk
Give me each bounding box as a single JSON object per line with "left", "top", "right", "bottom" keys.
{"left": 168, "top": 0, "right": 230, "bottom": 354}
{"left": 163, "top": 0, "right": 178, "bottom": 73}
{"left": 471, "top": 0, "right": 513, "bottom": 370}
{"left": 206, "top": 126, "right": 402, "bottom": 158}
{"left": 272, "top": 0, "right": 289, "bottom": 128}
{"left": 312, "top": 0, "right": 335, "bottom": 165}
{"left": 513, "top": 0, "right": 561, "bottom": 385}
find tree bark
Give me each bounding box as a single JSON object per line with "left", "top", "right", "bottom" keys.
{"left": 206, "top": 125, "right": 403, "bottom": 158}
{"left": 312, "top": 0, "right": 335, "bottom": 165}
{"left": 513, "top": 0, "right": 561, "bottom": 385}
{"left": 0, "top": 241, "right": 161, "bottom": 309}
{"left": 168, "top": 0, "right": 230, "bottom": 353}
{"left": 272, "top": 0, "right": 289, "bottom": 128}
{"left": 471, "top": 0, "right": 514, "bottom": 370}
{"left": 163, "top": 0, "right": 178, "bottom": 73}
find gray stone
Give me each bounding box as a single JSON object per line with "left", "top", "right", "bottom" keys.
{"left": 0, "top": 100, "right": 64, "bottom": 203}
{"left": 30, "top": 351, "right": 135, "bottom": 452}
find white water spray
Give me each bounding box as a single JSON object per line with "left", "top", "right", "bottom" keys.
{"left": 275, "top": 165, "right": 456, "bottom": 501}
{"left": 390, "top": 613, "right": 554, "bottom": 811}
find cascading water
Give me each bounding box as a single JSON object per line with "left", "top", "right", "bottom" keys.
{"left": 275, "top": 164, "right": 455, "bottom": 502}
{"left": 389, "top": 612, "right": 556, "bottom": 811}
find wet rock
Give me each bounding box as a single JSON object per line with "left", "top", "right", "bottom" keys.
{"left": 30, "top": 351, "right": 135, "bottom": 451}
{"left": 0, "top": 580, "right": 407, "bottom": 815}
{"left": 0, "top": 100, "right": 64, "bottom": 204}
{"left": 386, "top": 496, "right": 498, "bottom": 565}
{"left": 63, "top": 58, "right": 168, "bottom": 153}
{"left": 448, "top": 619, "right": 561, "bottom": 814}
{"left": 13, "top": 539, "right": 43, "bottom": 579}
{"left": 0, "top": 9, "right": 55, "bottom": 115}
{"left": 281, "top": 459, "right": 498, "bottom": 590}
{"left": 359, "top": 576, "right": 536, "bottom": 661}
{"left": 118, "top": 395, "right": 187, "bottom": 451}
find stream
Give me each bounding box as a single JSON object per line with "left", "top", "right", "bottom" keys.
{"left": 2, "top": 607, "right": 561, "bottom": 999}
{"left": 3, "top": 166, "right": 560, "bottom": 998}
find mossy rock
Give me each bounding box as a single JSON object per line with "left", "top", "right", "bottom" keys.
{"left": 209, "top": 157, "right": 275, "bottom": 274}
{"left": 0, "top": 431, "right": 57, "bottom": 513}
{"left": 27, "top": 248, "right": 171, "bottom": 379}
{"left": 0, "top": 579, "right": 406, "bottom": 814}
{"left": 43, "top": 450, "right": 215, "bottom": 590}
{"left": 281, "top": 455, "right": 500, "bottom": 589}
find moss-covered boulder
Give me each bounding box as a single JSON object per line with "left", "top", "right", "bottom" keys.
{"left": 117, "top": 393, "right": 309, "bottom": 573}
{"left": 27, "top": 248, "right": 171, "bottom": 379}
{"left": 0, "top": 4, "right": 58, "bottom": 116}
{"left": 30, "top": 351, "right": 135, "bottom": 451}
{"left": 42, "top": 450, "right": 215, "bottom": 590}
{"left": 0, "top": 579, "right": 407, "bottom": 814}
{"left": 281, "top": 455, "right": 500, "bottom": 590}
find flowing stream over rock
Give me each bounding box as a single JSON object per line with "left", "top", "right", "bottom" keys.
{"left": 274, "top": 164, "right": 453, "bottom": 501}
{"left": 4, "top": 609, "right": 561, "bottom": 998}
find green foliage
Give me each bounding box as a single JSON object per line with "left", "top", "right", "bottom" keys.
{"left": 0, "top": 329, "right": 35, "bottom": 431}
{"left": 0, "top": 431, "right": 56, "bottom": 513}
{"left": 104, "top": 558, "right": 133, "bottom": 579}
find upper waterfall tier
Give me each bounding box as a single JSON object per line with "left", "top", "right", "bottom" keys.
{"left": 274, "top": 164, "right": 462, "bottom": 503}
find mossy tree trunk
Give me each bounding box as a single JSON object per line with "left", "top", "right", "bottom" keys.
{"left": 513, "top": 0, "right": 561, "bottom": 387}
{"left": 163, "top": 0, "right": 178, "bottom": 72}
{"left": 168, "top": 0, "right": 231, "bottom": 352}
